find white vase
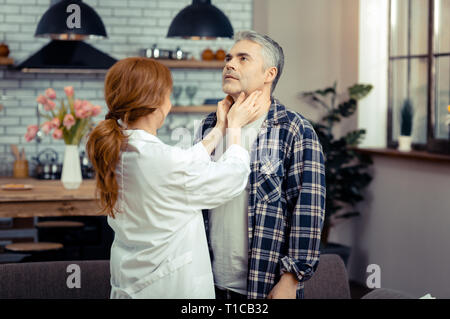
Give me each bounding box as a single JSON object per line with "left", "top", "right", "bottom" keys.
{"left": 61, "top": 144, "right": 82, "bottom": 190}
{"left": 398, "top": 135, "right": 412, "bottom": 152}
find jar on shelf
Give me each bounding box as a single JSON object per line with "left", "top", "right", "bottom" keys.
{"left": 201, "top": 48, "right": 214, "bottom": 61}
{"left": 215, "top": 48, "right": 226, "bottom": 61}
{"left": 0, "top": 43, "right": 10, "bottom": 57}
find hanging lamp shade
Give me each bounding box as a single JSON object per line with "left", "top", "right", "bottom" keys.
{"left": 35, "top": 0, "right": 107, "bottom": 40}
{"left": 167, "top": 0, "right": 233, "bottom": 39}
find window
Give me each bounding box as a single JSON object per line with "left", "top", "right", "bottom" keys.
{"left": 388, "top": 0, "right": 450, "bottom": 154}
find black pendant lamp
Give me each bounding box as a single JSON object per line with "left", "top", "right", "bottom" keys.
{"left": 35, "top": 0, "right": 107, "bottom": 40}
{"left": 167, "top": 0, "right": 234, "bottom": 39}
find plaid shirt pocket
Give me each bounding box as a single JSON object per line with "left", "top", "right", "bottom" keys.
{"left": 256, "top": 158, "right": 284, "bottom": 203}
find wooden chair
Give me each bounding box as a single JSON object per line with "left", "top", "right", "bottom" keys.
{"left": 36, "top": 220, "right": 85, "bottom": 260}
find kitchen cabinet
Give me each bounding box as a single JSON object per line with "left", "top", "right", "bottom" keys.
{"left": 0, "top": 178, "right": 101, "bottom": 218}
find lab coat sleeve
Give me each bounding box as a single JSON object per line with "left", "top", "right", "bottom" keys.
{"left": 184, "top": 142, "right": 251, "bottom": 210}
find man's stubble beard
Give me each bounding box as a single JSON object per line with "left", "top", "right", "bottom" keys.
{"left": 222, "top": 83, "right": 245, "bottom": 100}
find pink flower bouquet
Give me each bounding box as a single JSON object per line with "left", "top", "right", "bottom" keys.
{"left": 26, "top": 86, "right": 102, "bottom": 145}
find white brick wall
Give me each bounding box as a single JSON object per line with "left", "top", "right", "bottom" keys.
{"left": 0, "top": 0, "right": 253, "bottom": 176}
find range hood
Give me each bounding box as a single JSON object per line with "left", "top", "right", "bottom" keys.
{"left": 16, "top": 0, "right": 117, "bottom": 72}
{"left": 17, "top": 40, "right": 117, "bottom": 72}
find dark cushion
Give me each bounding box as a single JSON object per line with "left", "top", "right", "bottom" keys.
{"left": 0, "top": 260, "right": 110, "bottom": 299}
{"left": 304, "top": 254, "right": 351, "bottom": 299}
{"left": 361, "top": 288, "right": 415, "bottom": 299}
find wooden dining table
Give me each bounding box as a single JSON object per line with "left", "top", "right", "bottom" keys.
{"left": 0, "top": 177, "right": 104, "bottom": 218}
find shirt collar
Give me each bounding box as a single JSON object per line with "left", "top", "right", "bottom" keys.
{"left": 124, "top": 129, "right": 163, "bottom": 144}
{"left": 265, "top": 98, "right": 289, "bottom": 126}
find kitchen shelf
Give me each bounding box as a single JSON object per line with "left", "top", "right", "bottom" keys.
{"left": 15, "top": 59, "right": 225, "bottom": 74}
{"left": 158, "top": 59, "right": 225, "bottom": 69}
{"left": 0, "top": 57, "right": 14, "bottom": 66}
{"left": 21, "top": 68, "right": 108, "bottom": 74}
{"left": 170, "top": 105, "right": 216, "bottom": 113}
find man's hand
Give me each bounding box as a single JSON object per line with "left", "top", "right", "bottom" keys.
{"left": 226, "top": 91, "right": 261, "bottom": 129}
{"left": 267, "top": 272, "right": 298, "bottom": 299}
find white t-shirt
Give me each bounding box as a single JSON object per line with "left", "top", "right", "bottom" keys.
{"left": 209, "top": 113, "right": 267, "bottom": 295}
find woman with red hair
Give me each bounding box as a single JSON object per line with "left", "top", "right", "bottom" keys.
{"left": 86, "top": 57, "right": 261, "bottom": 298}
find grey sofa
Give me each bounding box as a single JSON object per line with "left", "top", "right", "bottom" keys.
{"left": 0, "top": 254, "right": 413, "bottom": 299}
{"left": 0, "top": 259, "right": 110, "bottom": 299}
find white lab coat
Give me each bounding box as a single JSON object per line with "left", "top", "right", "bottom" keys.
{"left": 107, "top": 129, "right": 250, "bottom": 299}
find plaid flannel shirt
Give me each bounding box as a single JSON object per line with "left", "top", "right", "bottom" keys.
{"left": 193, "top": 98, "right": 326, "bottom": 299}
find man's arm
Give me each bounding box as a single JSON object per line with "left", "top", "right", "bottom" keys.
{"left": 269, "top": 124, "right": 326, "bottom": 298}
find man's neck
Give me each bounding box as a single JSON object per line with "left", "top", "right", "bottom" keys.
{"left": 251, "top": 95, "right": 272, "bottom": 124}
{"left": 230, "top": 92, "right": 272, "bottom": 124}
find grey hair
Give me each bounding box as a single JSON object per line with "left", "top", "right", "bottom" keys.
{"left": 233, "top": 30, "right": 284, "bottom": 94}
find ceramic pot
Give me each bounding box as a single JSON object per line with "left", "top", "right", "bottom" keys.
{"left": 398, "top": 135, "right": 412, "bottom": 152}
{"left": 61, "top": 145, "right": 82, "bottom": 189}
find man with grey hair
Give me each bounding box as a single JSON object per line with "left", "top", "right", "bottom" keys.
{"left": 194, "top": 30, "right": 326, "bottom": 299}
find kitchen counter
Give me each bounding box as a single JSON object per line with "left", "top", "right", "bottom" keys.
{"left": 0, "top": 178, "right": 104, "bottom": 218}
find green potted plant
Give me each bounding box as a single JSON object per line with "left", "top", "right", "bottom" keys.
{"left": 300, "top": 82, "right": 374, "bottom": 266}
{"left": 398, "top": 99, "right": 414, "bottom": 152}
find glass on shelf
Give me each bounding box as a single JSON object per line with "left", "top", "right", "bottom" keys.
{"left": 171, "top": 86, "right": 182, "bottom": 106}
{"left": 185, "top": 86, "right": 198, "bottom": 106}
